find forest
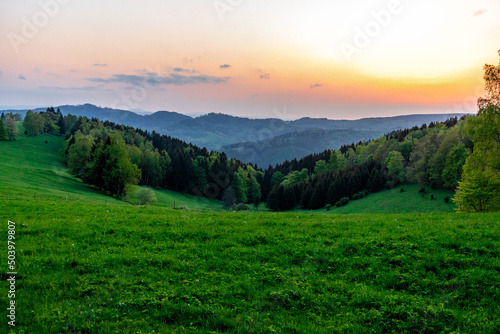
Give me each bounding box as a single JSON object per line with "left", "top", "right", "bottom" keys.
{"left": 1, "top": 53, "right": 498, "bottom": 214}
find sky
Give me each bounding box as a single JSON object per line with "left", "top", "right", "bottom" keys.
{"left": 0, "top": 0, "right": 499, "bottom": 120}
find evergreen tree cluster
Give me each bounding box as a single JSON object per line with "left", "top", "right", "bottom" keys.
{"left": 64, "top": 117, "right": 263, "bottom": 202}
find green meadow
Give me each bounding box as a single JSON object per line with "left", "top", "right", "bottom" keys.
{"left": 1, "top": 131, "right": 500, "bottom": 333}
{"left": 328, "top": 185, "right": 457, "bottom": 214}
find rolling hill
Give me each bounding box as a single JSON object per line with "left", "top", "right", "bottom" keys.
{"left": 2, "top": 104, "right": 465, "bottom": 166}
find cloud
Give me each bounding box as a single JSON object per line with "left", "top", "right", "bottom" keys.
{"left": 87, "top": 72, "right": 230, "bottom": 86}
{"left": 172, "top": 67, "right": 191, "bottom": 73}
{"left": 219, "top": 64, "right": 231, "bottom": 69}
{"left": 93, "top": 63, "right": 108, "bottom": 67}
{"left": 18, "top": 74, "right": 26, "bottom": 80}
{"left": 310, "top": 83, "right": 323, "bottom": 89}
{"left": 260, "top": 73, "right": 271, "bottom": 80}
{"left": 39, "top": 85, "right": 113, "bottom": 92}
{"left": 473, "top": 9, "right": 487, "bottom": 16}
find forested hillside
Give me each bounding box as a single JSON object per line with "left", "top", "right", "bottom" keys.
{"left": 63, "top": 117, "right": 264, "bottom": 208}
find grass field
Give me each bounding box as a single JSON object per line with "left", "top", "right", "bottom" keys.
{"left": 1, "top": 130, "right": 500, "bottom": 333}
{"left": 328, "top": 185, "right": 457, "bottom": 214}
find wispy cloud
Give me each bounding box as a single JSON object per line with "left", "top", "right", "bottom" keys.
{"left": 473, "top": 9, "right": 487, "bottom": 16}
{"left": 219, "top": 64, "right": 231, "bottom": 69}
{"left": 93, "top": 63, "right": 108, "bottom": 67}
{"left": 172, "top": 67, "right": 189, "bottom": 73}
{"left": 310, "top": 83, "right": 323, "bottom": 89}
{"left": 18, "top": 74, "right": 26, "bottom": 80}
{"left": 40, "top": 85, "right": 113, "bottom": 92}
{"left": 87, "top": 72, "right": 230, "bottom": 86}
{"left": 260, "top": 73, "right": 271, "bottom": 80}
{"left": 171, "top": 67, "right": 198, "bottom": 74}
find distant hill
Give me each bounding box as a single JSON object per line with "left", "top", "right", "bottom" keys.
{"left": 221, "top": 129, "right": 386, "bottom": 168}
{"left": 1, "top": 104, "right": 465, "bottom": 166}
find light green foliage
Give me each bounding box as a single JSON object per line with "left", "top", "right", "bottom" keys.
{"left": 282, "top": 168, "right": 309, "bottom": 187}
{"left": 126, "top": 186, "right": 157, "bottom": 205}
{"left": 329, "top": 150, "right": 347, "bottom": 170}
{"left": 67, "top": 131, "right": 93, "bottom": 178}
{"left": 408, "top": 133, "right": 444, "bottom": 184}
{"left": 455, "top": 53, "right": 500, "bottom": 212}
{"left": 140, "top": 148, "right": 162, "bottom": 188}
{"left": 271, "top": 171, "right": 286, "bottom": 186}
{"left": 23, "top": 110, "right": 45, "bottom": 136}
{"left": 247, "top": 174, "right": 262, "bottom": 207}
{"left": 314, "top": 159, "right": 328, "bottom": 175}
{"left": 159, "top": 150, "right": 172, "bottom": 185}
{"left": 345, "top": 148, "right": 357, "bottom": 166}
{"left": 386, "top": 151, "right": 406, "bottom": 183}
{"left": 455, "top": 107, "right": 500, "bottom": 212}
{"left": 442, "top": 142, "right": 468, "bottom": 189}
{"left": 428, "top": 128, "right": 462, "bottom": 188}
{"left": 400, "top": 138, "right": 415, "bottom": 161}
{"left": 4, "top": 114, "right": 19, "bottom": 141}
{"left": 231, "top": 168, "right": 248, "bottom": 203}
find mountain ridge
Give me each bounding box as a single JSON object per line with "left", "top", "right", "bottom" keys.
{"left": 1, "top": 104, "right": 466, "bottom": 166}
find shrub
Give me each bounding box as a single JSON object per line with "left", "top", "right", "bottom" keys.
{"left": 326, "top": 204, "right": 332, "bottom": 211}
{"left": 352, "top": 192, "right": 366, "bottom": 201}
{"left": 335, "top": 197, "right": 349, "bottom": 207}
{"left": 125, "top": 187, "right": 157, "bottom": 205}
{"left": 235, "top": 204, "right": 250, "bottom": 211}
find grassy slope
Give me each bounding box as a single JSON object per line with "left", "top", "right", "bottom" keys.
{"left": 1, "top": 129, "right": 500, "bottom": 333}
{"left": 0, "top": 126, "right": 223, "bottom": 211}
{"left": 329, "top": 184, "right": 457, "bottom": 214}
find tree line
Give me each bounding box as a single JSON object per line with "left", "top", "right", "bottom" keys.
{"left": 64, "top": 117, "right": 263, "bottom": 206}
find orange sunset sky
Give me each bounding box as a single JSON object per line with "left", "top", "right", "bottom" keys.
{"left": 1, "top": 0, "right": 499, "bottom": 119}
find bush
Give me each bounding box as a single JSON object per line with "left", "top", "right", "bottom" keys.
{"left": 352, "top": 192, "right": 366, "bottom": 201}
{"left": 125, "top": 187, "right": 157, "bottom": 205}
{"left": 235, "top": 204, "right": 250, "bottom": 211}
{"left": 326, "top": 204, "right": 332, "bottom": 211}
{"left": 335, "top": 197, "right": 349, "bottom": 207}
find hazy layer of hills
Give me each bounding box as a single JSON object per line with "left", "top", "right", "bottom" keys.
{"left": 1, "top": 104, "right": 465, "bottom": 167}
